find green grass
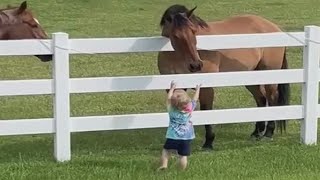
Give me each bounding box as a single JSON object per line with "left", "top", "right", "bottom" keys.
{"left": 0, "top": 0, "right": 320, "bottom": 179}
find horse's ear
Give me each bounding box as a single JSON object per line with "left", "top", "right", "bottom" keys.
{"left": 187, "top": 6, "right": 197, "bottom": 18}
{"left": 16, "top": 1, "right": 27, "bottom": 14}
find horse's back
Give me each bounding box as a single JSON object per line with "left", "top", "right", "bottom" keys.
{"left": 198, "top": 14, "right": 285, "bottom": 72}
{"left": 202, "top": 14, "right": 282, "bottom": 35}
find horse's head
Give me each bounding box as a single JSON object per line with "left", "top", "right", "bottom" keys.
{"left": 1, "top": 1, "right": 51, "bottom": 62}
{"left": 160, "top": 5, "right": 208, "bottom": 72}
{"left": 0, "top": 23, "right": 52, "bottom": 62}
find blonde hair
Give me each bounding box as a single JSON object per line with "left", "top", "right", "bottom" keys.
{"left": 170, "top": 89, "right": 191, "bottom": 111}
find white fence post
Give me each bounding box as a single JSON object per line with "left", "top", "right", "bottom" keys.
{"left": 301, "top": 26, "right": 320, "bottom": 145}
{"left": 52, "top": 32, "right": 71, "bottom": 161}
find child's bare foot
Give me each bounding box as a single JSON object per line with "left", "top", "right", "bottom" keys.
{"left": 157, "top": 166, "right": 167, "bottom": 171}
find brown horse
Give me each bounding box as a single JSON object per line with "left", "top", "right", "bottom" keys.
{"left": 158, "top": 4, "right": 289, "bottom": 150}
{"left": 0, "top": 1, "right": 51, "bottom": 61}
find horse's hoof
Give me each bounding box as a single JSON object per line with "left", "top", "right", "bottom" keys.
{"left": 260, "top": 135, "right": 273, "bottom": 142}
{"left": 250, "top": 133, "right": 263, "bottom": 141}
{"left": 250, "top": 130, "right": 265, "bottom": 140}
{"left": 202, "top": 144, "right": 214, "bottom": 151}
{"left": 250, "top": 135, "right": 260, "bottom": 141}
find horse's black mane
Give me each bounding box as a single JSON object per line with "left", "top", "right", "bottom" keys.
{"left": 160, "top": 4, "right": 208, "bottom": 28}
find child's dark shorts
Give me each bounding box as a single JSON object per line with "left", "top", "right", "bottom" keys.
{"left": 163, "top": 138, "right": 192, "bottom": 156}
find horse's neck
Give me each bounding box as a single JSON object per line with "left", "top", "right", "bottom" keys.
{"left": 196, "top": 15, "right": 280, "bottom": 35}
{"left": 195, "top": 22, "right": 222, "bottom": 36}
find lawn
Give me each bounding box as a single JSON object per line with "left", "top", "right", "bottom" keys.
{"left": 0, "top": 0, "right": 320, "bottom": 179}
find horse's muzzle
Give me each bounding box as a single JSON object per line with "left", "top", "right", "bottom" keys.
{"left": 35, "top": 55, "right": 53, "bottom": 62}
{"left": 189, "top": 61, "right": 203, "bottom": 72}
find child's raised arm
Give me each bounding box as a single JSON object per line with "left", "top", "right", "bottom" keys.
{"left": 193, "top": 84, "right": 201, "bottom": 101}
{"left": 167, "top": 81, "right": 176, "bottom": 106}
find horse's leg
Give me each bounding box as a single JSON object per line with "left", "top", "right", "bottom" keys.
{"left": 263, "top": 84, "right": 279, "bottom": 139}
{"left": 245, "top": 85, "right": 267, "bottom": 139}
{"left": 199, "top": 87, "right": 215, "bottom": 150}
{"left": 260, "top": 49, "right": 289, "bottom": 139}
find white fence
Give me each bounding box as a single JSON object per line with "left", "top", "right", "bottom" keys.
{"left": 0, "top": 26, "right": 320, "bottom": 162}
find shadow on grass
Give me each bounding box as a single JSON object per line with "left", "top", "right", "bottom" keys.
{"left": 0, "top": 121, "right": 305, "bottom": 164}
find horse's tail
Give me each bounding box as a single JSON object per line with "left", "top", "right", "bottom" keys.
{"left": 277, "top": 48, "right": 290, "bottom": 133}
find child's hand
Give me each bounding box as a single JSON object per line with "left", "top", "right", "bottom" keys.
{"left": 167, "top": 81, "right": 176, "bottom": 102}
{"left": 193, "top": 84, "right": 202, "bottom": 101}
{"left": 196, "top": 84, "right": 202, "bottom": 91}
{"left": 170, "top": 81, "right": 176, "bottom": 89}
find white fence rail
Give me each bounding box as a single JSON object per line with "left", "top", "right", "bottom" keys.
{"left": 0, "top": 26, "right": 320, "bottom": 162}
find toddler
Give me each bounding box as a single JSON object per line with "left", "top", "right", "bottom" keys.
{"left": 158, "top": 81, "right": 201, "bottom": 170}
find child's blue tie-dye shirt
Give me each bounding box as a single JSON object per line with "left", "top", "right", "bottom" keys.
{"left": 166, "top": 100, "right": 196, "bottom": 140}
